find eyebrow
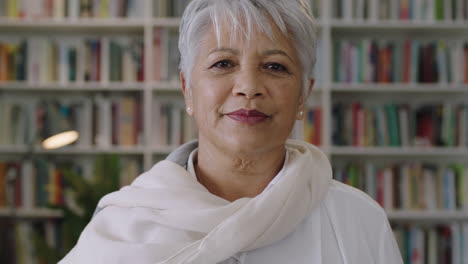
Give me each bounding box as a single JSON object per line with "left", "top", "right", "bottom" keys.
{"left": 208, "top": 47, "right": 239, "bottom": 55}
{"left": 208, "top": 47, "right": 294, "bottom": 62}
{"left": 262, "top": 49, "right": 294, "bottom": 63}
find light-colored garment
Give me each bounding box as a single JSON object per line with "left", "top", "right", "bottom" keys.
{"left": 59, "top": 140, "right": 403, "bottom": 264}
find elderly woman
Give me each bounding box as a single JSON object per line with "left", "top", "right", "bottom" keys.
{"left": 60, "top": 0, "right": 403, "bottom": 263}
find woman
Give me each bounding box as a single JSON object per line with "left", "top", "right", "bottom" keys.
{"left": 60, "top": 0, "right": 403, "bottom": 263}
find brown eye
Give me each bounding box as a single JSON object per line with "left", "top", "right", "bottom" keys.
{"left": 265, "top": 63, "right": 288, "bottom": 73}
{"left": 211, "top": 60, "right": 234, "bottom": 69}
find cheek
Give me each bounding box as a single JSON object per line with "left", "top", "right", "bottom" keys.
{"left": 270, "top": 82, "right": 302, "bottom": 114}
{"left": 192, "top": 77, "right": 231, "bottom": 122}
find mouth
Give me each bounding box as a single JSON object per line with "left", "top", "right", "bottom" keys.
{"left": 226, "top": 109, "right": 270, "bottom": 125}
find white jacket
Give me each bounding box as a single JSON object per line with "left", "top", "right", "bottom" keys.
{"left": 219, "top": 180, "right": 403, "bottom": 263}
{"left": 61, "top": 141, "right": 403, "bottom": 263}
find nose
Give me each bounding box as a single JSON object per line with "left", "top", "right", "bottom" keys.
{"left": 232, "top": 68, "right": 265, "bottom": 99}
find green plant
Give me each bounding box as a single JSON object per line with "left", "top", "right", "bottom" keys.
{"left": 34, "top": 154, "right": 121, "bottom": 263}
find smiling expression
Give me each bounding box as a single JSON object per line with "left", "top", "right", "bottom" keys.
{"left": 181, "top": 20, "right": 309, "bottom": 154}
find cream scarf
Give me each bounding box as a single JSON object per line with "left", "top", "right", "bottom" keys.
{"left": 60, "top": 140, "right": 332, "bottom": 264}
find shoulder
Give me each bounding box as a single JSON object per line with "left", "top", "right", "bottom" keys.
{"left": 321, "top": 180, "right": 391, "bottom": 240}
{"left": 318, "top": 180, "right": 403, "bottom": 263}
{"left": 324, "top": 179, "right": 387, "bottom": 221}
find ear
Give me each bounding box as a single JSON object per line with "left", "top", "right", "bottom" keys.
{"left": 180, "top": 72, "right": 194, "bottom": 116}
{"left": 296, "top": 79, "right": 315, "bottom": 120}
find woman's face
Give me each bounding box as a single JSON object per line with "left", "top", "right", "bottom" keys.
{"left": 182, "top": 21, "right": 310, "bottom": 155}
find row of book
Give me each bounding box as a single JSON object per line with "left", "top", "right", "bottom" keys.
{"left": 0, "top": 37, "right": 144, "bottom": 83}
{"left": 0, "top": 0, "right": 143, "bottom": 19}
{"left": 152, "top": 0, "right": 321, "bottom": 18}
{"left": 0, "top": 157, "right": 142, "bottom": 209}
{"left": 334, "top": 161, "right": 468, "bottom": 211}
{"left": 153, "top": 28, "right": 180, "bottom": 82}
{"left": 333, "top": 0, "right": 468, "bottom": 22}
{"left": 393, "top": 223, "right": 468, "bottom": 264}
{"left": 332, "top": 102, "right": 468, "bottom": 147}
{"left": 0, "top": 160, "right": 68, "bottom": 209}
{"left": 334, "top": 39, "right": 468, "bottom": 84}
{"left": 0, "top": 95, "right": 143, "bottom": 147}
{"left": 153, "top": 0, "right": 190, "bottom": 17}
{"left": 151, "top": 98, "right": 197, "bottom": 147}
{"left": 303, "top": 107, "right": 322, "bottom": 146}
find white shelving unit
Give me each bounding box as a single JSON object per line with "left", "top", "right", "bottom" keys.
{"left": 1, "top": 0, "right": 468, "bottom": 222}
{"left": 330, "top": 146, "right": 468, "bottom": 156}
{"left": 387, "top": 211, "right": 468, "bottom": 222}
{"left": 331, "top": 83, "right": 468, "bottom": 93}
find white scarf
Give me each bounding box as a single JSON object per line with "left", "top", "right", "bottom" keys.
{"left": 60, "top": 140, "right": 332, "bottom": 264}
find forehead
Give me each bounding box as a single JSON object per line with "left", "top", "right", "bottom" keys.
{"left": 200, "top": 18, "right": 297, "bottom": 55}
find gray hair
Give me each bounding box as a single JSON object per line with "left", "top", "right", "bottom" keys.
{"left": 178, "top": 0, "right": 318, "bottom": 94}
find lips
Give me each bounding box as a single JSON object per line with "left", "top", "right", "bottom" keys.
{"left": 226, "top": 109, "right": 270, "bottom": 125}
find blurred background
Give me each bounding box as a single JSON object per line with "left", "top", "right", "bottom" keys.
{"left": 0, "top": 0, "right": 467, "bottom": 263}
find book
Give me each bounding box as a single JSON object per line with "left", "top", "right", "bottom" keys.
{"left": 332, "top": 0, "right": 468, "bottom": 21}
{"left": 335, "top": 161, "right": 468, "bottom": 211}
{"left": 0, "top": 0, "right": 143, "bottom": 19}
{"left": 303, "top": 106, "right": 322, "bottom": 146}
{"left": 1, "top": 35, "right": 143, "bottom": 84}
{"left": 334, "top": 38, "right": 468, "bottom": 84}
{"left": 333, "top": 102, "right": 468, "bottom": 148}
{"left": 152, "top": 97, "right": 197, "bottom": 146}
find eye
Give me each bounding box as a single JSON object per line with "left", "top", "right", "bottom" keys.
{"left": 264, "top": 63, "right": 289, "bottom": 73}
{"left": 210, "top": 60, "right": 234, "bottom": 69}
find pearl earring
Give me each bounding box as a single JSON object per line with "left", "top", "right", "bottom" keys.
{"left": 186, "top": 107, "right": 192, "bottom": 114}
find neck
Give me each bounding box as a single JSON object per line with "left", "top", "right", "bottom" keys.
{"left": 195, "top": 138, "right": 286, "bottom": 202}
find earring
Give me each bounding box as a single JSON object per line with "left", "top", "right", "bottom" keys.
{"left": 297, "top": 110, "right": 304, "bottom": 119}
{"left": 186, "top": 106, "right": 193, "bottom": 115}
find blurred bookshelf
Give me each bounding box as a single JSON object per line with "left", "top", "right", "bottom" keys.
{"left": 0, "top": 0, "right": 468, "bottom": 263}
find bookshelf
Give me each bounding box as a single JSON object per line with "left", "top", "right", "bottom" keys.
{"left": 0, "top": 208, "right": 63, "bottom": 218}
{"left": 1, "top": 0, "right": 468, "bottom": 262}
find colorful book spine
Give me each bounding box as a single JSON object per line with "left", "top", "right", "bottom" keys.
{"left": 332, "top": 0, "right": 468, "bottom": 22}
{"left": 0, "top": 36, "right": 143, "bottom": 84}
{"left": 334, "top": 161, "right": 468, "bottom": 212}
{"left": 152, "top": 98, "right": 198, "bottom": 147}
{"left": 333, "top": 102, "right": 468, "bottom": 147}
{"left": 0, "top": 0, "right": 143, "bottom": 19}
{"left": 334, "top": 39, "right": 468, "bottom": 84}
{"left": 303, "top": 106, "right": 322, "bottom": 146}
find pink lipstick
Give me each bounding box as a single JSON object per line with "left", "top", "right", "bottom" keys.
{"left": 226, "top": 109, "right": 270, "bottom": 125}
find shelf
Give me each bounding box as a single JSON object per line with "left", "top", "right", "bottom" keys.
{"left": 331, "top": 83, "right": 468, "bottom": 93}
{"left": 331, "top": 20, "right": 468, "bottom": 32}
{"left": 152, "top": 145, "right": 177, "bottom": 155}
{"left": 0, "top": 208, "right": 63, "bottom": 218}
{"left": 152, "top": 81, "right": 182, "bottom": 92}
{"left": 152, "top": 18, "right": 181, "bottom": 28}
{"left": 0, "top": 18, "right": 145, "bottom": 32}
{"left": 330, "top": 146, "right": 468, "bottom": 156}
{"left": 387, "top": 210, "right": 468, "bottom": 222}
{"left": 0, "top": 82, "right": 145, "bottom": 92}
{"left": 0, "top": 145, "right": 146, "bottom": 155}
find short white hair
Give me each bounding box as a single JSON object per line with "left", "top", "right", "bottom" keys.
{"left": 178, "top": 0, "right": 318, "bottom": 94}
